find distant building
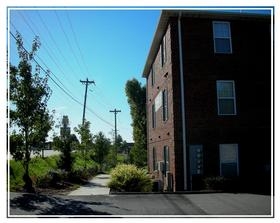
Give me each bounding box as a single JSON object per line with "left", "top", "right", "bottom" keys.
{"left": 143, "top": 10, "right": 272, "bottom": 193}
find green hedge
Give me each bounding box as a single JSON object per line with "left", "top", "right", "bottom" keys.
{"left": 108, "top": 164, "right": 152, "bottom": 192}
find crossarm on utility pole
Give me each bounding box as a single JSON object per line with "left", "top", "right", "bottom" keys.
{"left": 109, "top": 109, "right": 121, "bottom": 144}
{"left": 80, "top": 78, "right": 95, "bottom": 125}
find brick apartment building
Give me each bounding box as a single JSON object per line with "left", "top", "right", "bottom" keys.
{"left": 143, "top": 10, "right": 272, "bottom": 193}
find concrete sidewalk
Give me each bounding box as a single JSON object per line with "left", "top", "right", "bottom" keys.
{"left": 68, "top": 174, "right": 111, "bottom": 196}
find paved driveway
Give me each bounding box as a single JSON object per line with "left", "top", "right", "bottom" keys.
{"left": 9, "top": 192, "right": 272, "bottom": 216}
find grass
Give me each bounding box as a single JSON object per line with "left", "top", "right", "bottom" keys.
{"left": 9, "top": 151, "right": 99, "bottom": 192}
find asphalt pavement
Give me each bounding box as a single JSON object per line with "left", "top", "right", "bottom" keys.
{"left": 9, "top": 192, "right": 272, "bottom": 216}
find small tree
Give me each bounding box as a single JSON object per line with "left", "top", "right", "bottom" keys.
{"left": 52, "top": 115, "right": 78, "bottom": 172}
{"left": 9, "top": 32, "right": 53, "bottom": 192}
{"left": 74, "top": 120, "right": 94, "bottom": 169}
{"left": 92, "top": 131, "right": 111, "bottom": 171}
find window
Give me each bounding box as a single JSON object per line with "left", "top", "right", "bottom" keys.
{"left": 219, "top": 144, "right": 239, "bottom": 177}
{"left": 152, "top": 104, "right": 156, "bottom": 128}
{"left": 161, "top": 35, "right": 167, "bottom": 66}
{"left": 216, "top": 80, "right": 237, "bottom": 115}
{"left": 150, "top": 64, "right": 155, "bottom": 87}
{"left": 213, "top": 21, "right": 232, "bottom": 53}
{"left": 163, "top": 146, "right": 170, "bottom": 175}
{"left": 152, "top": 147, "right": 157, "bottom": 171}
{"left": 162, "top": 89, "right": 168, "bottom": 121}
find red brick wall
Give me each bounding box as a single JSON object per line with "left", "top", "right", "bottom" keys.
{"left": 146, "top": 15, "right": 271, "bottom": 192}
{"left": 146, "top": 23, "right": 177, "bottom": 191}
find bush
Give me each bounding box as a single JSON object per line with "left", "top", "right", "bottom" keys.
{"left": 108, "top": 164, "right": 152, "bottom": 192}
{"left": 203, "top": 176, "right": 240, "bottom": 192}
{"left": 204, "top": 176, "right": 226, "bottom": 190}
{"left": 9, "top": 155, "right": 60, "bottom": 191}
{"left": 9, "top": 160, "right": 24, "bottom": 191}
{"left": 9, "top": 152, "right": 100, "bottom": 192}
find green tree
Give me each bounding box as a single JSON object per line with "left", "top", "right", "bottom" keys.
{"left": 125, "top": 78, "right": 147, "bottom": 167}
{"left": 92, "top": 131, "right": 111, "bottom": 171}
{"left": 74, "top": 120, "right": 94, "bottom": 169}
{"left": 52, "top": 115, "right": 78, "bottom": 172}
{"left": 9, "top": 32, "right": 53, "bottom": 192}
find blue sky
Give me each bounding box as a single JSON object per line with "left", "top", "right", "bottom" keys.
{"left": 8, "top": 7, "right": 273, "bottom": 143}
{"left": 9, "top": 9, "right": 161, "bottom": 142}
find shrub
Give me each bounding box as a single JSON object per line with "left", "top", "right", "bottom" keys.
{"left": 108, "top": 164, "right": 153, "bottom": 192}
{"left": 9, "top": 160, "right": 24, "bottom": 191}
{"left": 203, "top": 176, "right": 240, "bottom": 192}
{"left": 204, "top": 176, "right": 226, "bottom": 190}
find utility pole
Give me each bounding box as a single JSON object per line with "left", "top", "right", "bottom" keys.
{"left": 110, "top": 109, "right": 121, "bottom": 166}
{"left": 80, "top": 78, "right": 95, "bottom": 125}
{"left": 109, "top": 109, "right": 121, "bottom": 144}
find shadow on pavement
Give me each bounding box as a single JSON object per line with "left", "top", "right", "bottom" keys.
{"left": 82, "top": 182, "right": 108, "bottom": 188}
{"left": 10, "top": 193, "right": 111, "bottom": 215}
{"left": 96, "top": 176, "right": 110, "bottom": 179}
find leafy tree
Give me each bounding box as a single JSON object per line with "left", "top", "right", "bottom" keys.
{"left": 74, "top": 120, "right": 94, "bottom": 169}
{"left": 125, "top": 78, "right": 147, "bottom": 167}
{"left": 92, "top": 131, "right": 111, "bottom": 171}
{"left": 115, "top": 134, "right": 129, "bottom": 154}
{"left": 52, "top": 115, "right": 78, "bottom": 172}
{"left": 9, "top": 32, "right": 53, "bottom": 192}
{"left": 10, "top": 131, "right": 24, "bottom": 161}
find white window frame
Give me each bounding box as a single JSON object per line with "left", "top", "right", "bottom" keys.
{"left": 152, "top": 147, "right": 157, "bottom": 171}
{"left": 152, "top": 104, "right": 156, "bottom": 128}
{"left": 213, "top": 21, "right": 232, "bottom": 54}
{"left": 219, "top": 144, "right": 239, "bottom": 177}
{"left": 161, "top": 34, "right": 167, "bottom": 66}
{"left": 163, "top": 145, "right": 169, "bottom": 175}
{"left": 216, "top": 80, "right": 237, "bottom": 115}
{"left": 150, "top": 64, "right": 155, "bottom": 87}
{"left": 162, "top": 89, "right": 168, "bottom": 121}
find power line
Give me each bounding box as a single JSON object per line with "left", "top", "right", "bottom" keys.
{"left": 54, "top": 11, "right": 87, "bottom": 78}
{"left": 36, "top": 10, "right": 81, "bottom": 84}
{"left": 109, "top": 109, "right": 121, "bottom": 144}
{"left": 10, "top": 11, "right": 122, "bottom": 132}
{"left": 66, "top": 11, "right": 92, "bottom": 80}
{"left": 10, "top": 21, "right": 72, "bottom": 97}
{"left": 35, "top": 10, "right": 123, "bottom": 120}
{"left": 12, "top": 14, "right": 77, "bottom": 95}
{"left": 9, "top": 31, "right": 114, "bottom": 128}
{"left": 80, "top": 78, "right": 95, "bottom": 125}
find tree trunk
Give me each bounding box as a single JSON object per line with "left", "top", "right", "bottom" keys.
{"left": 23, "top": 130, "right": 35, "bottom": 193}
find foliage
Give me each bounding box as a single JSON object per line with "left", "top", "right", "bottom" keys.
{"left": 52, "top": 115, "right": 78, "bottom": 172}
{"left": 9, "top": 160, "right": 25, "bottom": 191}
{"left": 10, "top": 132, "right": 24, "bottom": 161}
{"left": 105, "top": 135, "right": 130, "bottom": 170}
{"left": 9, "top": 155, "right": 59, "bottom": 191}
{"left": 129, "top": 144, "right": 147, "bottom": 167}
{"left": 115, "top": 134, "right": 129, "bottom": 154}
{"left": 9, "top": 153, "right": 99, "bottom": 191}
{"left": 203, "top": 176, "right": 240, "bottom": 192}
{"left": 9, "top": 32, "right": 53, "bottom": 192}
{"left": 92, "top": 132, "right": 111, "bottom": 171}
{"left": 105, "top": 146, "right": 117, "bottom": 170}
{"left": 108, "top": 164, "right": 152, "bottom": 192}
{"left": 125, "top": 79, "right": 147, "bottom": 167}
{"left": 74, "top": 120, "right": 94, "bottom": 169}
{"left": 68, "top": 150, "right": 98, "bottom": 179}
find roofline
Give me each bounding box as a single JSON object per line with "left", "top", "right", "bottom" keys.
{"left": 142, "top": 10, "right": 271, "bottom": 77}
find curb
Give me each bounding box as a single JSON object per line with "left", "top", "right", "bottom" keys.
{"left": 109, "top": 190, "right": 224, "bottom": 195}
